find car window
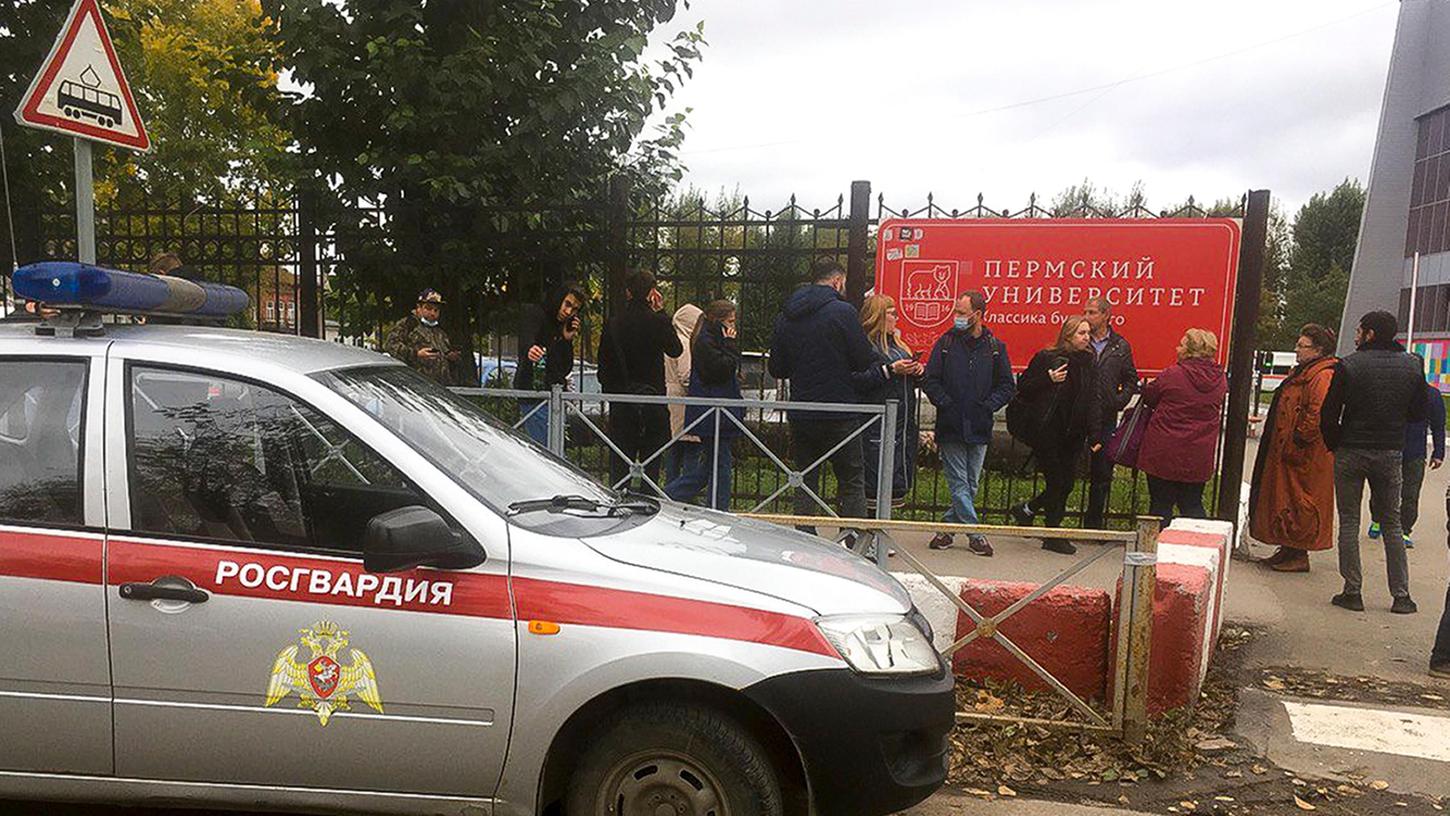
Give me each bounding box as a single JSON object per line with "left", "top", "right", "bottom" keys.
{"left": 0, "top": 360, "right": 86, "bottom": 527}
{"left": 128, "top": 367, "right": 427, "bottom": 553}
{"left": 318, "top": 364, "right": 613, "bottom": 516}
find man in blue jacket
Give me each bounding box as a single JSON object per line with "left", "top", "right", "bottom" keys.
{"left": 920, "top": 291, "right": 1016, "bottom": 555}
{"left": 770, "top": 259, "right": 906, "bottom": 533}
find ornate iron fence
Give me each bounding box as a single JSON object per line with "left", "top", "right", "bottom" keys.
{"left": 6, "top": 181, "right": 1248, "bottom": 528}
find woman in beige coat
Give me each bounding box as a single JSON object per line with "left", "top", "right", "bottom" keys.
{"left": 664, "top": 303, "right": 703, "bottom": 484}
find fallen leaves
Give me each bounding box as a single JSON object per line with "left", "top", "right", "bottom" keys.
{"left": 1294, "top": 794, "right": 1317, "bottom": 811}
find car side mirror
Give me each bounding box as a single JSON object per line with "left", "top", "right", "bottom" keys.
{"left": 362, "top": 506, "right": 485, "bottom": 573}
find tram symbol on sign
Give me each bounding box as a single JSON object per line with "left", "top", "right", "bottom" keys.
{"left": 900, "top": 261, "right": 961, "bottom": 328}
{"left": 57, "top": 66, "right": 121, "bottom": 129}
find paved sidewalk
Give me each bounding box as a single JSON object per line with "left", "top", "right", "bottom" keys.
{"left": 902, "top": 792, "right": 1151, "bottom": 815}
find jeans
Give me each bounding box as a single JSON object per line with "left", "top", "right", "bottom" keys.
{"left": 1029, "top": 444, "right": 1079, "bottom": 529}
{"left": 790, "top": 419, "right": 867, "bottom": 533}
{"left": 520, "top": 399, "right": 549, "bottom": 446}
{"left": 665, "top": 440, "right": 734, "bottom": 510}
{"left": 1085, "top": 425, "right": 1117, "bottom": 528}
{"left": 1146, "top": 476, "right": 1207, "bottom": 527}
{"left": 1402, "top": 456, "right": 1428, "bottom": 535}
{"left": 939, "top": 440, "right": 987, "bottom": 525}
{"left": 1334, "top": 447, "right": 1410, "bottom": 599}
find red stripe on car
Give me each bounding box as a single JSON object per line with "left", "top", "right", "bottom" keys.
{"left": 514, "top": 576, "right": 837, "bottom": 658}
{"left": 0, "top": 527, "right": 103, "bottom": 585}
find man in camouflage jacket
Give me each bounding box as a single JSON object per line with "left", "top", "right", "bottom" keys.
{"left": 384, "top": 289, "right": 460, "bottom": 385}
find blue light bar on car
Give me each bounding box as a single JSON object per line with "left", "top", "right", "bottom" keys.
{"left": 12, "top": 261, "right": 250, "bottom": 318}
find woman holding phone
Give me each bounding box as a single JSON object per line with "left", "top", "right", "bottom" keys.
{"left": 1008, "top": 315, "right": 1097, "bottom": 554}
{"left": 666, "top": 300, "right": 743, "bottom": 509}
{"left": 857, "top": 295, "right": 924, "bottom": 510}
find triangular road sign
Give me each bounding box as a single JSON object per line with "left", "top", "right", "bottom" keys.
{"left": 13, "top": 0, "right": 150, "bottom": 152}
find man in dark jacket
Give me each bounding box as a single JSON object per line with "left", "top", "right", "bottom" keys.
{"left": 1368, "top": 377, "right": 1444, "bottom": 546}
{"left": 1320, "top": 311, "right": 1427, "bottom": 614}
{"left": 920, "top": 291, "right": 1015, "bottom": 555}
{"left": 598, "top": 270, "right": 683, "bottom": 488}
{"left": 512, "top": 282, "right": 585, "bottom": 445}
{"left": 1083, "top": 297, "right": 1139, "bottom": 529}
{"left": 769, "top": 259, "right": 898, "bottom": 532}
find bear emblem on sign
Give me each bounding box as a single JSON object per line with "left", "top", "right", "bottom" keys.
{"left": 900, "top": 261, "right": 960, "bottom": 328}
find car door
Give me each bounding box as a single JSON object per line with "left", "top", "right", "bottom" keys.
{"left": 0, "top": 351, "right": 112, "bottom": 775}
{"left": 104, "top": 361, "right": 515, "bottom": 798}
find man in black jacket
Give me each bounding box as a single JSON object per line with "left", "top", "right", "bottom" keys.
{"left": 770, "top": 259, "right": 901, "bottom": 533}
{"left": 1321, "top": 311, "right": 1426, "bottom": 615}
{"left": 512, "top": 282, "right": 585, "bottom": 445}
{"left": 1083, "top": 297, "right": 1139, "bottom": 529}
{"left": 598, "top": 270, "right": 683, "bottom": 488}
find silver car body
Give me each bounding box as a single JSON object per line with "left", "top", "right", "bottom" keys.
{"left": 0, "top": 323, "right": 938, "bottom": 815}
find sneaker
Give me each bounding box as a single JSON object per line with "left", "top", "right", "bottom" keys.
{"left": 928, "top": 532, "right": 954, "bottom": 550}
{"left": 1431, "top": 663, "right": 1450, "bottom": 679}
{"left": 1009, "top": 502, "right": 1035, "bottom": 527}
{"left": 1405, "top": 536, "right": 1415, "bottom": 549}
{"left": 1368, "top": 522, "right": 1381, "bottom": 539}
{"left": 1391, "top": 597, "right": 1419, "bottom": 615}
{"left": 1331, "top": 592, "right": 1365, "bottom": 612}
{"left": 967, "top": 535, "right": 994, "bottom": 557}
{"left": 1042, "top": 538, "right": 1077, "bottom": 555}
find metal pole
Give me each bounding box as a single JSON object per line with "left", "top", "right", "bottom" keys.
{"left": 547, "top": 385, "right": 565, "bottom": 456}
{"left": 1215, "top": 189, "right": 1270, "bottom": 524}
{"left": 875, "top": 399, "right": 898, "bottom": 522}
{"left": 1117, "top": 515, "right": 1160, "bottom": 744}
{"left": 846, "top": 180, "right": 872, "bottom": 308}
{"left": 73, "top": 138, "right": 95, "bottom": 264}
{"left": 872, "top": 399, "right": 898, "bottom": 566}
{"left": 1408, "top": 252, "right": 1421, "bottom": 349}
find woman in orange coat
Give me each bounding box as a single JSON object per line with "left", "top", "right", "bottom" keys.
{"left": 1249, "top": 323, "right": 1338, "bottom": 572}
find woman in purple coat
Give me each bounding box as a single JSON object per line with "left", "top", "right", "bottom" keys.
{"left": 1137, "top": 329, "right": 1229, "bottom": 524}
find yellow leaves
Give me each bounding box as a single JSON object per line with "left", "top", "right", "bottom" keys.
{"left": 1294, "top": 794, "right": 1317, "bottom": 810}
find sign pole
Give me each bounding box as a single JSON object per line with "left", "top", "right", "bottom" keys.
{"left": 1407, "top": 251, "right": 1420, "bottom": 350}
{"left": 73, "top": 137, "right": 95, "bottom": 264}
{"left": 1215, "top": 189, "right": 1270, "bottom": 528}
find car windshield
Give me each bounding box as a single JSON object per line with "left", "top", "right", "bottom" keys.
{"left": 317, "top": 365, "right": 613, "bottom": 513}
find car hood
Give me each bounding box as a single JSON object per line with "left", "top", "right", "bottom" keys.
{"left": 583, "top": 503, "right": 913, "bottom": 616}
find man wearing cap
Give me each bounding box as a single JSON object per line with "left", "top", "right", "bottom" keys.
{"left": 385, "top": 289, "right": 460, "bottom": 385}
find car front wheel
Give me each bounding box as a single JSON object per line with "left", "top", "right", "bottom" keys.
{"left": 564, "top": 702, "right": 784, "bottom": 816}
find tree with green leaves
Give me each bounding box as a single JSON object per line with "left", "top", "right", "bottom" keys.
{"left": 1278, "top": 179, "right": 1364, "bottom": 347}
{"left": 260, "top": 0, "right": 705, "bottom": 363}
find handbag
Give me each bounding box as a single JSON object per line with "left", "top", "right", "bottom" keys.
{"left": 1106, "top": 401, "right": 1152, "bottom": 468}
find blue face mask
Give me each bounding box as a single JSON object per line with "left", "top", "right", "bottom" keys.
{"left": 954, "top": 316, "right": 973, "bottom": 332}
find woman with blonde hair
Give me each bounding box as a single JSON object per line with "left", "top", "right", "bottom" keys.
{"left": 1007, "top": 315, "right": 1096, "bottom": 554}
{"left": 1137, "top": 328, "right": 1228, "bottom": 524}
{"left": 857, "top": 295, "right": 923, "bottom": 509}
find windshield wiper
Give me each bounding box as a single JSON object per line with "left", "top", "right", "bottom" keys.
{"left": 507, "top": 493, "right": 659, "bottom": 518}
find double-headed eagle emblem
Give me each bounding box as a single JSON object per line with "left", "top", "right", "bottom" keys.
{"left": 264, "top": 621, "right": 383, "bottom": 726}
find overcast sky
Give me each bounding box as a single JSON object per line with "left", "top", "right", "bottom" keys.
{"left": 647, "top": 0, "right": 1401, "bottom": 218}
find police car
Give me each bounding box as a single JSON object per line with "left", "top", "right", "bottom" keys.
{"left": 0, "top": 263, "right": 953, "bottom": 816}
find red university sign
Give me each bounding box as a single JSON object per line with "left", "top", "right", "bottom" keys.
{"left": 875, "top": 219, "right": 1242, "bottom": 376}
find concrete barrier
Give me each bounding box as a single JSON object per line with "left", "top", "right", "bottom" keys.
{"left": 892, "top": 517, "right": 1234, "bottom": 717}
{"left": 950, "top": 580, "right": 1112, "bottom": 701}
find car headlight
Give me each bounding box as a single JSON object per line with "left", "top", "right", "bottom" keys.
{"left": 815, "top": 613, "right": 942, "bottom": 676}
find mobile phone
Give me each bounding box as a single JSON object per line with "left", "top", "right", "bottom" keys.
{"left": 911, "top": 351, "right": 925, "bottom": 362}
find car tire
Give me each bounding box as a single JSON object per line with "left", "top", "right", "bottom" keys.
{"left": 564, "top": 702, "right": 784, "bottom": 816}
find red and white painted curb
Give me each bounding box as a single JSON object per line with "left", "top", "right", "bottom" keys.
{"left": 894, "top": 517, "right": 1234, "bottom": 715}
